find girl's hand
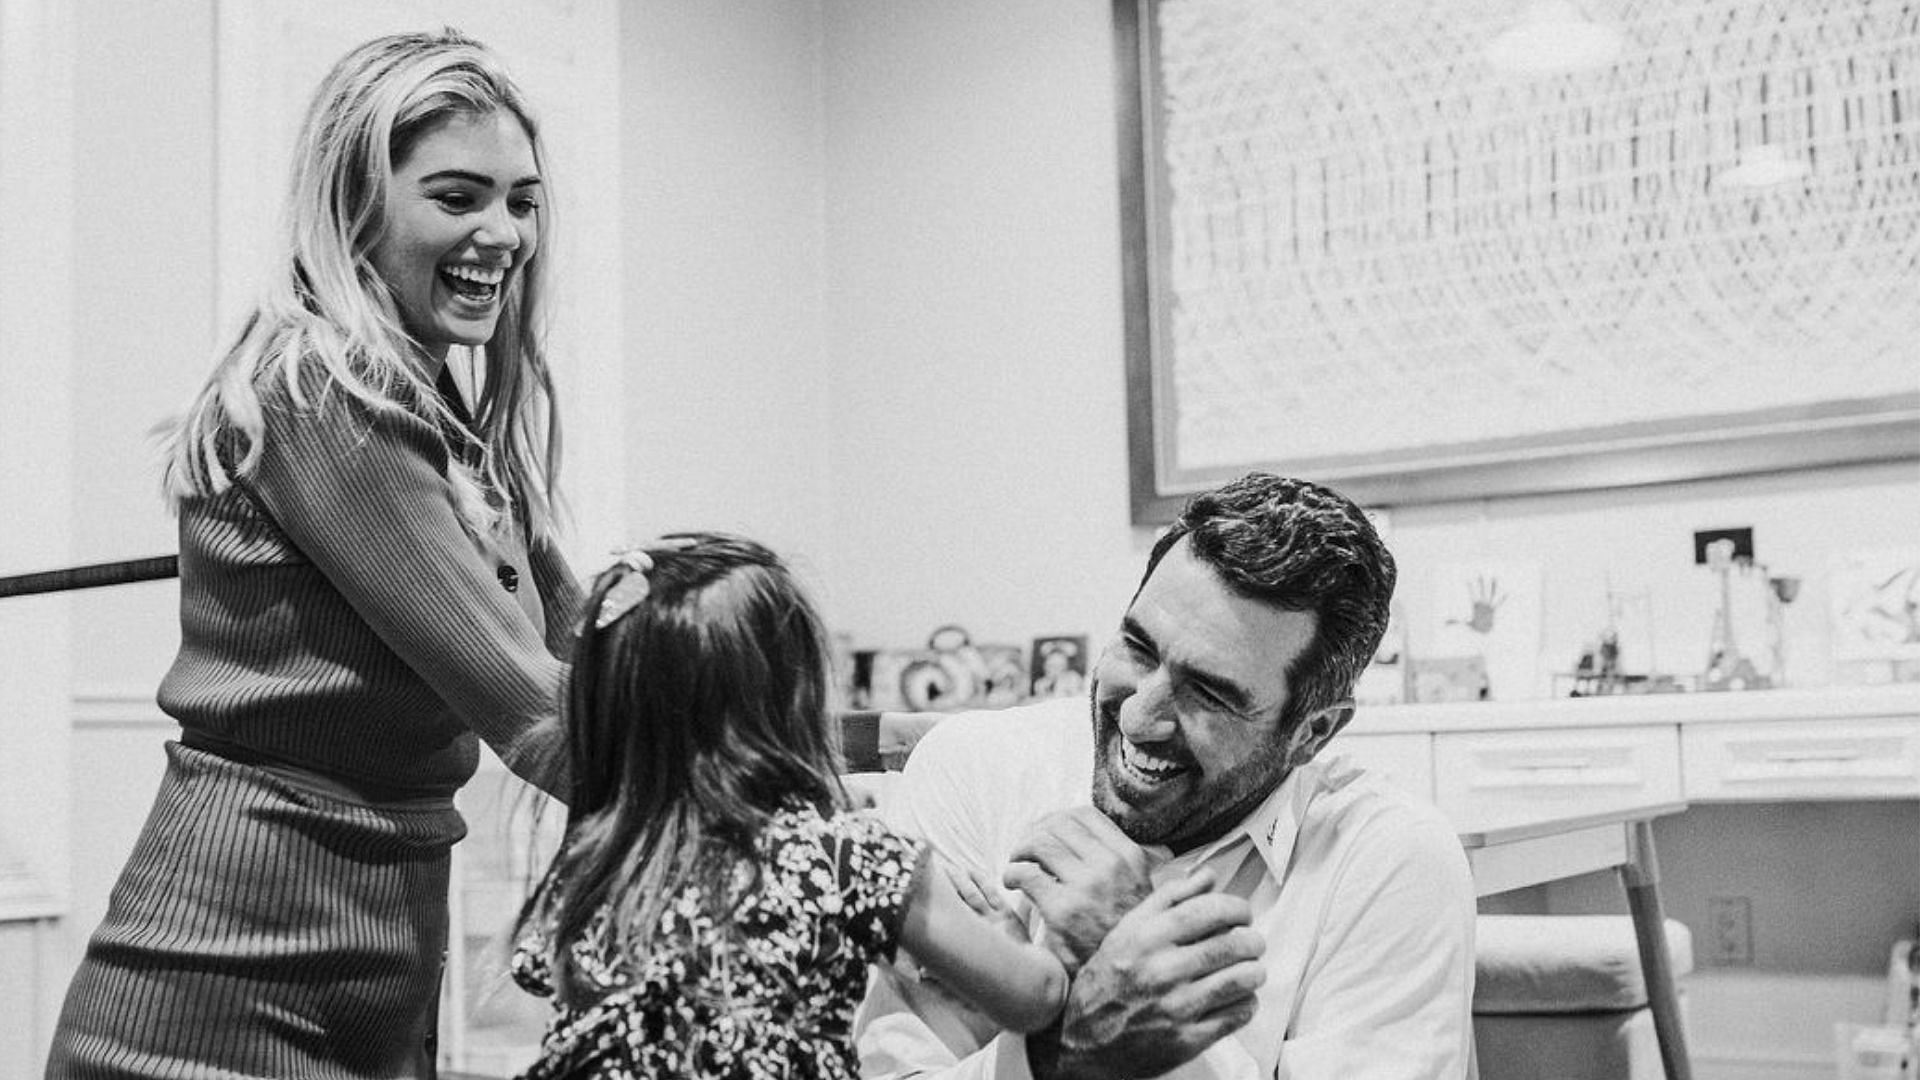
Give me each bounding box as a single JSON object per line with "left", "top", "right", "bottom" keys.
{"left": 941, "top": 855, "right": 1029, "bottom": 942}
{"left": 944, "top": 858, "right": 1003, "bottom": 916}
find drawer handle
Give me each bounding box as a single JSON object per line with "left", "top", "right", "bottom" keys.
{"left": 1761, "top": 749, "right": 1863, "bottom": 763}
{"left": 1508, "top": 757, "right": 1596, "bottom": 770}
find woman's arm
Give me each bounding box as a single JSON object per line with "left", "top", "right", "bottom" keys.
{"left": 250, "top": 392, "right": 568, "bottom": 795}
{"left": 898, "top": 850, "right": 1069, "bottom": 1034}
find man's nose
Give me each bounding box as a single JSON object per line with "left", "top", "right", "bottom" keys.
{"left": 1117, "top": 669, "right": 1178, "bottom": 740}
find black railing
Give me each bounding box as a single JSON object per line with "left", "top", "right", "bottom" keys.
{"left": 0, "top": 556, "right": 180, "bottom": 601}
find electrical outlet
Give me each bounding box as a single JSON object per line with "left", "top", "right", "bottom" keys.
{"left": 1693, "top": 527, "right": 1755, "bottom": 565}
{"left": 1708, "top": 896, "right": 1754, "bottom": 965}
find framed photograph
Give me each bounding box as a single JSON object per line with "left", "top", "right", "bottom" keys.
{"left": 1030, "top": 635, "right": 1090, "bottom": 699}
{"left": 1830, "top": 549, "right": 1920, "bottom": 662}
{"left": 1114, "top": 0, "right": 1920, "bottom": 523}
{"left": 855, "top": 627, "right": 1030, "bottom": 713}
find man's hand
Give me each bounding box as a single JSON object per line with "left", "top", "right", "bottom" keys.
{"left": 1029, "top": 872, "right": 1267, "bottom": 1080}
{"left": 1002, "top": 807, "right": 1161, "bottom": 969}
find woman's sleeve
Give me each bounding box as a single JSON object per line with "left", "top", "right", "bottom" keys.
{"left": 250, "top": 391, "right": 568, "bottom": 796}
{"left": 530, "top": 530, "right": 586, "bottom": 660}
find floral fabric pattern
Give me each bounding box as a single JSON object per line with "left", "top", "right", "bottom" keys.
{"left": 512, "top": 803, "right": 922, "bottom": 1079}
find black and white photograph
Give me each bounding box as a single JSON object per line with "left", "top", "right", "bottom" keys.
{"left": 2, "top": 2, "right": 1916, "bottom": 1078}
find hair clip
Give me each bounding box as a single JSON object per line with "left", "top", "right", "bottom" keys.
{"left": 590, "top": 536, "right": 703, "bottom": 631}
{"left": 594, "top": 547, "right": 655, "bottom": 629}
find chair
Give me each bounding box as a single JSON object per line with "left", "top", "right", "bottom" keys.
{"left": 1474, "top": 915, "right": 1694, "bottom": 1080}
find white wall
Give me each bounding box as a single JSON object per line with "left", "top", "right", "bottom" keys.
{"left": 69, "top": 0, "right": 213, "bottom": 694}
{"left": 1, "top": 0, "right": 77, "bottom": 1070}
{"left": 819, "top": 0, "right": 1156, "bottom": 652}
{"left": 621, "top": 1, "right": 838, "bottom": 588}
{"left": 0, "top": 0, "right": 76, "bottom": 888}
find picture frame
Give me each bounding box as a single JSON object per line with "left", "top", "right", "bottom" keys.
{"left": 1030, "top": 635, "right": 1091, "bottom": 699}
{"left": 1113, "top": 0, "right": 1920, "bottom": 524}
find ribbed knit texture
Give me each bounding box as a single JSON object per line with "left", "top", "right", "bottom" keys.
{"left": 46, "top": 743, "right": 464, "bottom": 1079}
{"left": 47, "top": 377, "right": 582, "bottom": 1078}
{"left": 156, "top": 384, "right": 579, "bottom": 797}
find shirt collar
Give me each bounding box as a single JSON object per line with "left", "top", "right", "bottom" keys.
{"left": 1149, "top": 751, "right": 1365, "bottom": 883}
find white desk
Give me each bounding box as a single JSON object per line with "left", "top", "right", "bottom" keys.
{"left": 1343, "top": 687, "right": 1920, "bottom": 1080}
{"left": 1461, "top": 801, "right": 1693, "bottom": 1080}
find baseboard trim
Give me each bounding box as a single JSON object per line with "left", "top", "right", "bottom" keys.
{"left": 1693, "top": 1049, "right": 1830, "bottom": 1080}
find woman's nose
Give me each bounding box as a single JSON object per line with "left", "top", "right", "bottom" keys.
{"left": 473, "top": 203, "right": 522, "bottom": 252}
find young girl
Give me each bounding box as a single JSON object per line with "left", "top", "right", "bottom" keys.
{"left": 511, "top": 533, "right": 1068, "bottom": 1078}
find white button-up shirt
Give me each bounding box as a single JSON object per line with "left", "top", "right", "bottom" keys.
{"left": 856, "top": 695, "right": 1475, "bottom": 1080}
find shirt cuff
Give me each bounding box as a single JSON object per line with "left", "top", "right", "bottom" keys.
{"left": 987, "top": 1031, "right": 1038, "bottom": 1080}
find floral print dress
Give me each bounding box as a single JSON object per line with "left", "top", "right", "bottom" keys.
{"left": 511, "top": 803, "right": 924, "bottom": 1080}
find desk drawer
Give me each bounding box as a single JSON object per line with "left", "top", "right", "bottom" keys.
{"left": 1682, "top": 719, "right": 1920, "bottom": 800}
{"left": 1331, "top": 732, "right": 1434, "bottom": 802}
{"left": 1434, "top": 725, "right": 1681, "bottom": 828}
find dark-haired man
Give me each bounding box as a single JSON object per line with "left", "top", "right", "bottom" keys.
{"left": 857, "top": 473, "right": 1475, "bottom": 1080}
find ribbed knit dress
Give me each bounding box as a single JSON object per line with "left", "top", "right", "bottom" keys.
{"left": 45, "top": 375, "right": 582, "bottom": 1080}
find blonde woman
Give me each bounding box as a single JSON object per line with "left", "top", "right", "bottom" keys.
{"left": 48, "top": 30, "right": 579, "bottom": 1078}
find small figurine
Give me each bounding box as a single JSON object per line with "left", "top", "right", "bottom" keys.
{"left": 1702, "top": 539, "right": 1770, "bottom": 692}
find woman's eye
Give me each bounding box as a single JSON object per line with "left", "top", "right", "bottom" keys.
{"left": 433, "top": 191, "right": 475, "bottom": 211}
{"left": 511, "top": 197, "right": 541, "bottom": 216}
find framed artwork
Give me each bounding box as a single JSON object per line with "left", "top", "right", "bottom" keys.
{"left": 1830, "top": 548, "right": 1920, "bottom": 662}
{"left": 1114, "top": 0, "right": 1920, "bottom": 523}
{"left": 1427, "top": 560, "right": 1545, "bottom": 701}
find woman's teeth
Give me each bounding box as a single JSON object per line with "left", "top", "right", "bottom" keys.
{"left": 1119, "top": 738, "right": 1186, "bottom": 782}
{"left": 442, "top": 264, "right": 504, "bottom": 302}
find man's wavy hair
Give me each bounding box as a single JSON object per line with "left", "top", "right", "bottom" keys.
{"left": 163, "top": 28, "right": 561, "bottom": 540}
{"left": 1139, "top": 473, "right": 1396, "bottom": 736}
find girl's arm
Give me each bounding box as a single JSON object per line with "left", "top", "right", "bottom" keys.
{"left": 897, "top": 850, "right": 1069, "bottom": 1034}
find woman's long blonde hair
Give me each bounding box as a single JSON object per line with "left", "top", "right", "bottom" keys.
{"left": 164, "top": 28, "right": 561, "bottom": 539}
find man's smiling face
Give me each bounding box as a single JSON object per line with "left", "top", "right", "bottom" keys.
{"left": 1088, "top": 537, "right": 1321, "bottom": 853}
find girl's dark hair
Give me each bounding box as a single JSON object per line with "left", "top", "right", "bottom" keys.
{"left": 517, "top": 532, "right": 846, "bottom": 1007}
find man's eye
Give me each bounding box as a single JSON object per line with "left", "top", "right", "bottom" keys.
{"left": 1184, "top": 684, "right": 1225, "bottom": 711}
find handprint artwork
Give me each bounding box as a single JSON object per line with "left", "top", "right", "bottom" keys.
{"left": 1429, "top": 561, "right": 1543, "bottom": 700}
{"left": 1446, "top": 576, "right": 1506, "bottom": 634}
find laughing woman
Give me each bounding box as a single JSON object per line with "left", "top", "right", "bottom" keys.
{"left": 46, "top": 30, "right": 580, "bottom": 1079}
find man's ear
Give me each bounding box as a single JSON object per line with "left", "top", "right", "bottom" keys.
{"left": 1285, "top": 700, "right": 1356, "bottom": 770}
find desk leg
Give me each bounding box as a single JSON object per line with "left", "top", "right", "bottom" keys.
{"left": 1621, "top": 820, "right": 1692, "bottom": 1080}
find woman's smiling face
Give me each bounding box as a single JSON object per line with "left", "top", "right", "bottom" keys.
{"left": 371, "top": 109, "right": 541, "bottom": 364}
